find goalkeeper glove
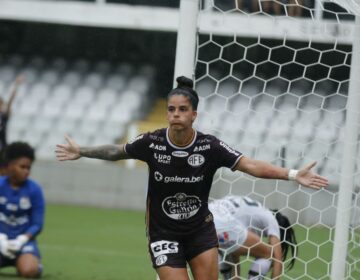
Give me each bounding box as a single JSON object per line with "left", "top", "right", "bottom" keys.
{"left": 0, "top": 233, "right": 15, "bottom": 259}
{"left": 8, "top": 234, "right": 29, "bottom": 253}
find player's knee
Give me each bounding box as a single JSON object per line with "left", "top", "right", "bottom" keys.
{"left": 18, "top": 266, "right": 41, "bottom": 278}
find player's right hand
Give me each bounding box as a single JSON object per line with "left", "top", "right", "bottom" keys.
{"left": 0, "top": 234, "right": 16, "bottom": 259}
{"left": 55, "top": 134, "right": 81, "bottom": 161}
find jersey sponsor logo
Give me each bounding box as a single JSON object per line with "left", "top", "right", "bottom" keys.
{"left": 154, "top": 153, "right": 171, "bottom": 164}
{"left": 193, "top": 144, "right": 211, "bottom": 152}
{"left": 149, "top": 135, "right": 165, "bottom": 142}
{"left": 6, "top": 203, "right": 18, "bottom": 211}
{"left": 219, "top": 141, "right": 240, "bottom": 156}
{"left": 162, "top": 193, "right": 202, "bottom": 220}
{"left": 154, "top": 172, "right": 204, "bottom": 184}
{"left": 128, "top": 134, "right": 144, "bottom": 144}
{"left": 196, "top": 138, "right": 212, "bottom": 144}
{"left": 149, "top": 143, "right": 166, "bottom": 151}
{"left": 151, "top": 240, "right": 179, "bottom": 258}
{"left": 155, "top": 255, "right": 168, "bottom": 266}
{"left": 154, "top": 171, "right": 163, "bottom": 182}
{"left": 0, "top": 196, "right": 7, "bottom": 204}
{"left": 187, "top": 154, "right": 205, "bottom": 167}
{"left": 171, "top": 151, "right": 189, "bottom": 158}
{"left": 0, "top": 213, "right": 29, "bottom": 226}
{"left": 20, "top": 197, "right": 31, "bottom": 210}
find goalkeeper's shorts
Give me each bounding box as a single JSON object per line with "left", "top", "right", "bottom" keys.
{"left": 148, "top": 220, "right": 218, "bottom": 268}
{"left": 0, "top": 240, "right": 42, "bottom": 271}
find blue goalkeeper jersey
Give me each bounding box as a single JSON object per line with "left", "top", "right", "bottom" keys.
{"left": 0, "top": 176, "right": 45, "bottom": 239}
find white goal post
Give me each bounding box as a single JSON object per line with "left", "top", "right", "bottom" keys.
{"left": 174, "top": 0, "right": 360, "bottom": 279}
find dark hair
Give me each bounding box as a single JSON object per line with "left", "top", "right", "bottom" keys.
{"left": 167, "top": 76, "right": 199, "bottom": 110}
{"left": 272, "top": 210, "right": 297, "bottom": 270}
{"left": 3, "top": 142, "right": 35, "bottom": 164}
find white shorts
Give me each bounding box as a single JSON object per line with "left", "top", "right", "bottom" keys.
{"left": 215, "top": 218, "right": 248, "bottom": 255}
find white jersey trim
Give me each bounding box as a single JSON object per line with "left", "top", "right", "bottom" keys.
{"left": 166, "top": 128, "right": 197, "bottom": 150}
{"left": 231, "top": 154, "right": 243, "bottom": 170}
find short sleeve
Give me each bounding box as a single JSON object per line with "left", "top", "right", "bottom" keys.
{"left": 212, "top": 138, "right": 242, "bottom": 170}
{"left": 124, "top": 133, "right": 151, "bottom": 162}
{"left": 264, "top": 211, "right": 281, "bottom": 239}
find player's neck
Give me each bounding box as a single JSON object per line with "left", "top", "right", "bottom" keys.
{"left": 8, "top": 176, "right": 23, "bottom": 189}
{"left": 168, "top": 127, "right": 195, "bottom": 147}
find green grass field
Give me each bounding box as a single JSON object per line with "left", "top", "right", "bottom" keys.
{"left": 0, "top": 204, "right": 359, "bottom": 280}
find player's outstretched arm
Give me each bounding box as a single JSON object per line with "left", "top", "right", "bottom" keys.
{"left": 56, "top": 135, "right": 130, "bottom": 161}
{"left": 295, "top": 161, "right": 328, "bottom": 189}
{"left": 5, "top": 75, "right": 24, "bottom": 115}
{"left": 235, "top": 157, "right": 328, "bottom": 190}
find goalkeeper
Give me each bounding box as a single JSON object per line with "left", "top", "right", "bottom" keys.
{"left": 56, "top": 76, "right": 327, "bottom": 280}
{"left": 210, "top": 195, "right": 297, "bottom": 280}
{"left": 0, "top": 142, "right": 45, "bottom": 278}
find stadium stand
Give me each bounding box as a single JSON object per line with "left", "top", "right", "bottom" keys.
{"left": 0, "top": 55, "right": 154, "bottom": 159}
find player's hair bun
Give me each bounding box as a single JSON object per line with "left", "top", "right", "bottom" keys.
{"left": 176, "top": 76, "right": 194, "bottom": 89}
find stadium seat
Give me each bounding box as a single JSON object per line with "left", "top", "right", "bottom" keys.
{"left": 105, "top": 74, "right": 127, "bottom": 91}
{"left": 0, "top": 65, "right": 17, "bottom": 84}
{"left": 62, "top": 71, "right": 83, "bottom": 88}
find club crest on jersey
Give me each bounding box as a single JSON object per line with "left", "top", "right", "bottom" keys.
{"left": 188, "top": 154, "right": 205, "bottom": 167}
{"left": 193, "top": 144, "right": 210, "bottom": 152}
{"left": 154, "top": 153, "right": 171, "bottom": 164}
{"left": 162, "top": 193, "right": 202, "bottom": 220}
{"left": 218, "top": 232, "right": 230, "bottom": 245}
{"left": 20, "top": 197, "right": 31, "bottom": 210}
{"left": 172, "top": 151, "right": 189, "bottom": 158}
{"left": 149, "top": 143, "right": 166, "bottom": 151}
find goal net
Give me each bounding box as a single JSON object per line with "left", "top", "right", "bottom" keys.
{"left": 191, "top": 0, "right": 360, "bottom": 279}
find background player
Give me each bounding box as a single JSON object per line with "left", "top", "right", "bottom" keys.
{"left": 209, "top": 195, "right": 297, "bottom": 279}
{"left": 0, "top": 142, "right": 45, "bottom": 278}
{"left": 0, "top": 75, "right": 25, "bottom": 174}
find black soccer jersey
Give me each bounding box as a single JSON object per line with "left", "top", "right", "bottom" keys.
{"left": 124, "top": 128, "right": 242, "bottom": 236}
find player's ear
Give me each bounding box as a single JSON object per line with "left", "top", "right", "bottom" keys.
{"left": 191, "top": 110, "right": 197, "bottom": 122}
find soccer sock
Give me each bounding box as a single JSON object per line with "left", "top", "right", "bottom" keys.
{"left": 248, "top": 258, "right": 272, "bottom": 279}
{"left": 220, "top": 262, "right": 232, "bottom": 280}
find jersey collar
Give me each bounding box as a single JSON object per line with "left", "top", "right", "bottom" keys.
{"left": 166, "top": 127, "right": 197, "bottom": 150}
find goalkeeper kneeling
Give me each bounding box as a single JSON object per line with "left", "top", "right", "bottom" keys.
{"left": 0, "top": 142, "right": 45, "bottom": 278}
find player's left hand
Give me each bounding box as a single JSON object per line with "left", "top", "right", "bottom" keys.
{"left": 7, "top": 234, "right": 29, "bottom": 253}
{"left": 296, "top": 161, "right": 328, "bottom": 189}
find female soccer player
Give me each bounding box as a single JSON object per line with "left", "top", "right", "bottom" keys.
{"left": 209, "top": 195, "right": 297, "bottom": 279}
{"left": 0, "top": 142, "right": 45, "bottom": 278}
{"left": 56, "top": 76, "right": 327, "bottom": 280}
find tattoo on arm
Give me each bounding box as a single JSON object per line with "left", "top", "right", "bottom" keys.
{"left": 79, "top": 145, "right": 130, "bottom": 161}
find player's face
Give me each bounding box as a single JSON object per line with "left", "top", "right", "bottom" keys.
{"left": 7, "top": 157, "right": 32, "bottom": 186}
{"left": 167, "top": 95, "right": 197, "bottom": 131}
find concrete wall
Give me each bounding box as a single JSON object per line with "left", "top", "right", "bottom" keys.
{"left": 31, "top": 160, "right": 149, "bottom": 211}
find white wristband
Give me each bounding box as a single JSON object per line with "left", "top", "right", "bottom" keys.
{"left": 288, "top": 169, "right": 299, "bottom": 181}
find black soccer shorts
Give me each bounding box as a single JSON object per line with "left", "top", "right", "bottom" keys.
{"left": 148, "top": 220, "right": 219, "bottom": 268}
